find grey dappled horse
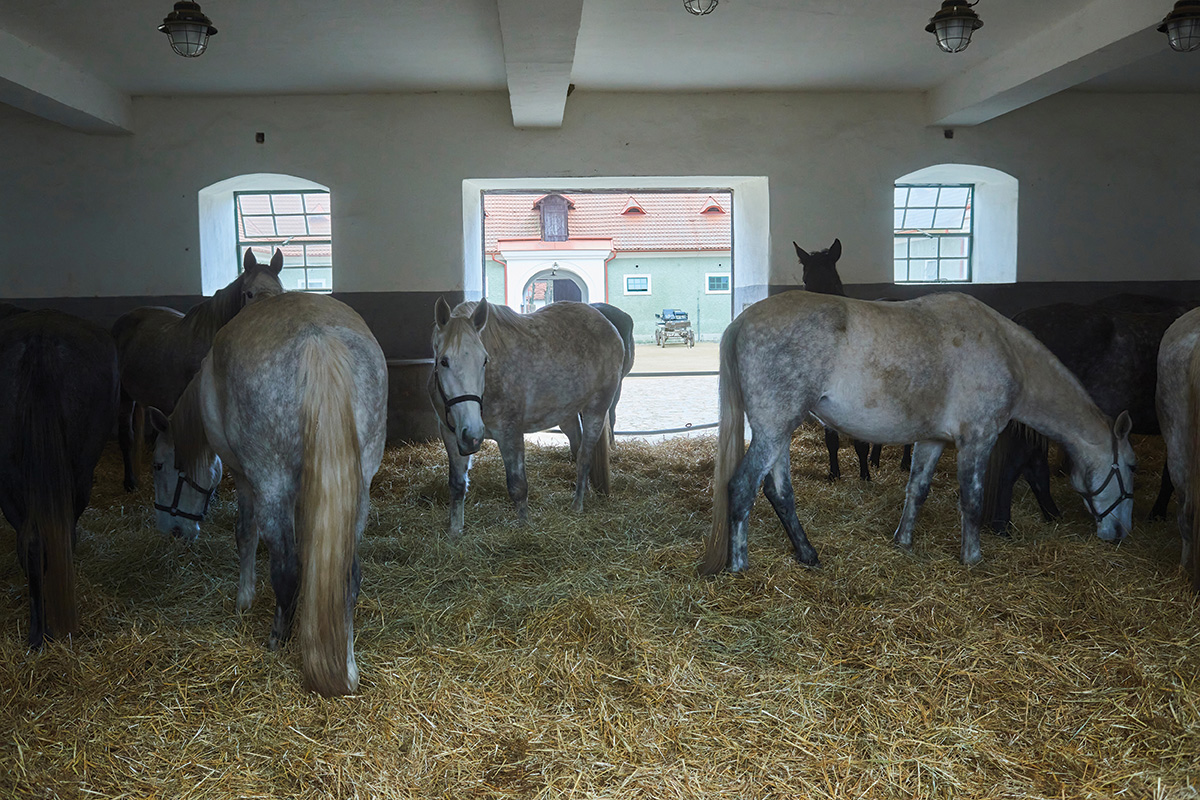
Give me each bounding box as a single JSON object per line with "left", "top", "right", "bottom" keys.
{"left": 150, "top": 292, "right": 387, "bottom": 697}
{"left": 700, "top": 291, "right": 1136, "bottom": 575}
{"left": 112, "top": 249, "right": 284, "bottom": 492}
{"left": 0, "top": 309, "right": 119, "bottom": 647}
{"left": 430, "top": 298, "right": 624, "bottom": 536}
{"left": 1155, "top": 306, "right": 1200, "bottom": 591}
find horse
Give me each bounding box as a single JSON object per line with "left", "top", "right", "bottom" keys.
{"left": 148, "top": 292, "right": 387, "bottom": 696}
{"left": 1155, "top": 307, "right": 1200, "bottom": 591}
{"left": 983, "top": 298, "right": 1192, "bottom": 533}
{"left": 111, "top": 249, "right": 285, "bottom": 492}
{"left": 430, "top": 298, "right": 624, "bottom": 536}
{"left": 589, "top": 302, "right": 635, "bottom": 438}
{"left": 699, "top": 290, "right": 1136, "bottom": 575}
{"left": 0, "top": 309, "right": 119, "bottom": 647}
{"left": 794, "top": 240, "right": 911, "bottom": 479}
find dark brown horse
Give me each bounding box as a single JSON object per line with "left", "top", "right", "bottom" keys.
{"left": 589, "top": 302, "right": 635, "bottom": 440}
{"left": 111, "top": 249, "right": 284, "bottom": 491}
{"left": 0, "top": 309, "right": 119, "bottom": 647}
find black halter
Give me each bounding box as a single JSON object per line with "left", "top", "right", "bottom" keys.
{"left": 153, "top": 461, "right": 217, "bottom": 522}
{"left": 1079, "top": 435, "right": 1134, "bottom": 522}
{"left": 434, "top": 369, "right": 483, "bottom": 430}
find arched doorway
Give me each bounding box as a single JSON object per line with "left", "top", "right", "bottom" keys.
{"left": 521, "top": 268, "right": 587, "bottom": 312}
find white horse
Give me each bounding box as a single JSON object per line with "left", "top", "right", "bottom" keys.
{"left": 701, "top": 291, "right": 1136, "bottom": 574}
{"left": 150, "top": 292, "right": 387, "bottom": 696}
{"left": 1155, "top": 306, "right": 1200, "bottom": 591}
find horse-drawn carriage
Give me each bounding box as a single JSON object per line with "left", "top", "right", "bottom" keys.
{"left": 654, "top": 308, "right": 695, "bottom": 347}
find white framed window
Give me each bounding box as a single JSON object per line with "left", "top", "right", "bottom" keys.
{"left": 624, "top": 274, "right": 652, "bottom": 295}
{"left": 705, "top": 272, "right": 731, "bottom": 294}
{"left": 235, "top": 190, "right": 333, "bottom": 292}
{"left": 894, "top": 184, "right": 973, "bottom": 283}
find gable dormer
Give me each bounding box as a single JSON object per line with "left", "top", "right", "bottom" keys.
{"left": 534, "top": 193, "right": 574, "bottom": 242}
{"left": 621, "top": 196, "right": 646, "bottom": 215}
{"left": 700, "top": 196, "right": 726, "bottom": 215}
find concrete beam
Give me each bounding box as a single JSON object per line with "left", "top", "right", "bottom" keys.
{"left": 0, "top": 28, "right": 132, "bottom": 134}
{"left": 497, "top": 0, "right": 584, "bottom": 128}
{"left": 928, "top": 0, "right": 1165, "bottom": 127}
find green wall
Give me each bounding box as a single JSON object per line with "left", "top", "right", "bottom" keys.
{"left": 485, "top": 258, "right": 506, "bottom": 305}
{"left": 605, "top": 255, "right": 732, "bottom": 342}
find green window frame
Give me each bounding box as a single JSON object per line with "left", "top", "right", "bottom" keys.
{"left": 893, "top": 184, "right": 973, "bottom": 283}
{"left": 235, "top": 190, "right": 333, "bottom": 292}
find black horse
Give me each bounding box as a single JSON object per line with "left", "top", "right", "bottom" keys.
{"left": 0, "top": 308, "right": 119, "bottom": 647}
{"left": 982, "top": 296, "right": 1193, "bottom": 533}
{"left": 589, "top": 302, "right": 635, "bottom": 439}
{"left": 795, "top": 240, "right": 910, "bottom": 479}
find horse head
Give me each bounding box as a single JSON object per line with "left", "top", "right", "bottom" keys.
{"left": 431, "top": 297, "right": 489, "bottom": 456}
{"left": 147, "top": 406, "right": 223, "bottom": 542}
{"left": 239, "top": 249, "right": 286, "bottom": 307}
{"left": 1070, "top": 410, "right": 1137, "bottom": 543}
{"left": 794, "top": 238, "right": 845, "bottom": 296}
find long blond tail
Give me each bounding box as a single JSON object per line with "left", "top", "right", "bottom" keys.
{"left": 700, "top": 319, "right": 746, "bottom": 575}
{"left": 1188, "top": 346, "right": 1200, "bottom": 592}
{"left": 296, "top": 335, "right": 364, "bottom": 697}
{"left": 589, "top": 416, "right": 612, "bottom": 495}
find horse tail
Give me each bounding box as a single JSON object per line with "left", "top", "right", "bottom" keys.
{"left": 700, "top": 318, "right": 746, "bottom": 575}
{"left": 17, "top": 343, "right": 78, "bottom": 642}
{"left": 295, "top": 334, "right": 363, "bottom": 697}
{"left": 589, "top": 415, "right": 612, "bottom": 495}
{"left": 1188, "top": 345, "right": 1200, "bottom": 591}
{"left": 131, "top": 402, "right": 145, "bottom": 477}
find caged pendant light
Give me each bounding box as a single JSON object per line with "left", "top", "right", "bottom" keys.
{"left": 926, "top": 1, "right": 983, "bottom": 54}
{"left": 158, "top": 1, "right": 218, "bottom": 58}
{"left": 1159, "top": 1, "right": 1200, "bottom": 52}
{"left": 683, "top": 0, "right": 719, "bottom": 16}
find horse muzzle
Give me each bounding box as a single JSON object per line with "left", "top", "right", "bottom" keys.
{"left": 457, "top": 430, "right": 483, "bottom": 456}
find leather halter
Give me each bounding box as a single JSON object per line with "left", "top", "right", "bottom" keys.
{"left": 434, "top": 369, "right": 483, "bottom": 430}
{"left": 153, "top": 461, "right": 217, "bottom": 522}
{"left": 1079, "top": 435, "right": 1134, "bottom": 522}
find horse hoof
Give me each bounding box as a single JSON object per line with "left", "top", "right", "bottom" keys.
{"left": 795, "top": 554, "right": 822, "bottom": 569}
{"left": 123, "top": 479, "right": 138, "bottom": 492}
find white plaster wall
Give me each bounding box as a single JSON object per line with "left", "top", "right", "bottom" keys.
{"left": 0, "top": 90, "right": 1197, "bottom": 298}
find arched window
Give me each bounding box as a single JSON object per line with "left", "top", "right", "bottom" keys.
{"left": 894, "top": 164, "right": 1017, "bottom": 285}
{"left": 199, "top": 173, "right": 332, "bottom": 295}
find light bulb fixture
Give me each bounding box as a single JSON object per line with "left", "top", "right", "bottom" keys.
{"left": 158, "top": 1, "right": 217, "bottom": 58}
{"left": 551, "top": 262, "right": 558, "bottom": 277}
{"left": 1159, "top": 1, "right": 1200, "bottom": 52}
{"left": 926, "top": 1, "right": 983, "bottom": 54}
{"left": 683, "top": 0, "right": 718, "bottom": 16}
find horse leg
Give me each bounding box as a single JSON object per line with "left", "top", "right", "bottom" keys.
{"left": 496, "top": 432, "right": 530, "bottom": 524}
{"left": 892, "top": 441, "right": 945, "bottom": 552}
{"left": 439, "top": 425, "right": 472, "bottom": 537}
{"left": 727, "top": 432, "right": 790, "bottom": 572}
{"left": 761, "top": 452, "right": 821, "bottom": 568}
{"left": 569, "top": 407, "right": 608, "bottom": 512}
{"left": 255, "top": 494, "right": 298, "bottom": 650}
{"left": 955, "top": 444, "right": 991, "bottom": 566}
{"left": 853, "top": 439, "right": 871, "bottom": 481}
{"left": 869, "top": 443, "right": 881, "bottom": 469}
{"left": 824, "top": 427, "right": 841, "bottom": 481}
{"left": 900, "top": 444, "right": 912, "bottom": 472}
{"left": 1023, "top": 441, "right": 1062, "bottom": 522}
{"left": 560, "top": 414, "right": 582, "bottom": 462}
{"left": 1149, "top": 463, "right": 1174, "bottom": 521}
{"left": 233, "top": 475, "right": 258, "bottom": 611}
{"left": 117, "top": 390, "right": 138, "bottom": 491}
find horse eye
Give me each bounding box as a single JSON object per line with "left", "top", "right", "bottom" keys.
{"left": 440, "top": 357, "right": 449, "bottom": 368}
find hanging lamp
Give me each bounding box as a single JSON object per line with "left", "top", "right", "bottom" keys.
{"left": 158, "top": 1, "right": 218, "bottom": 58}
{"left": 1159, "top": 1, "right": 1200, "bottom": 52}
{"left": 926, "top": 1, "right": 983, "bottom": 53}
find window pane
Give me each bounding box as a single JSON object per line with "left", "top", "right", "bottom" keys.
{"left": 275, "top": 216, "right": 308, "bottom": 237}
{"left": 939, "top": 236, "right": 969, "bottom": 257}
{"left": 940, "top": 260, "right": 969, "bottom": 281}
{"left": 306, "top": 268, "right": 333, "bottom": 290}
{"left": 238, "top": 195, "right": 273, "bottom": 215}
{"left": 893, "top": 209, "right": 906, "bottom": 229}
{"left": 271, "top": 194, "right": 305, "bottom": 215}
{"left": 909, "top": 238, "right": 937, "bottom": 259}
{"left": 243, "top": 216, "right": 277, "bottom": 237}
{"left": 893, "top": 238, "right": 908, "bottom": 258}
{"left": 306, "top": 244, "right": 332, "bottom": 266}
{"left": 894, "top": 260, "right": 908, "bottom": 282}
{"left": 279, "top": 268, "right": 308, "bottom": 291}
{"left": 626, "top": 276, "right": 648, "bottom": 292}
{"left": 922, "top": 260, "right": 940, "bottom": 281}
{"left": 933, "top": 208, "right": 966, "bottom": 230}
{"left": 307, "top": 214, "right": 332, "bottom": 236}
{"left": 707, "top": 275, "right": 729, "bottom": 292}
{"left": 938, "top": 186, "right": 970, "bottom": 207}
{"left": 893, "top": 187, "right": 909, "bottom": 207}
{"left": 908, "top": 187, "right": 939, "bottom": 207}
{"left": 904, "top": 208, "right": 935, "bottom": 229}
{"left": 304, "top": 194, "right": 331, "bottom": 214}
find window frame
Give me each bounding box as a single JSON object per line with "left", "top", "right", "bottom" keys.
{"left": 705, "top": 272, "right": 731, "bottom": 294}
{"left": 893, "top": 183, "right": 974, "bottom": 284}
{"left": 234, "top": 189, "right": 333, "bottom": 293}
{"left": 623, "top": 274, "right": 652, "bottom": 295}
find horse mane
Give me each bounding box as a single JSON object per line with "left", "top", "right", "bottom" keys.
{"left": 170, "top": 377, "right": 216, "bottom": 481}
{"left": 179, "top": 274, "right": 246, "bottom": 342}
{"left": 454, "top": 300, "right": 525, "bottom": 352}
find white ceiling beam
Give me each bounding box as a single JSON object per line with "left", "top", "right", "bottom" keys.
{"left": 928, "top": 0, "right": 1166, "bottom": 127}
{"left": 497, "top": 0, "right": 584, "bottom": 128}
{"left": 0, "top": 27, "right": 132, "bottom": 134}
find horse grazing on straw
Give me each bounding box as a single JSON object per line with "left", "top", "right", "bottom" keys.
{"left": 794, "top": 239, "right": 910, "bottom": 479}
{"left": 0, "top": 309, "right": 119, "bottom": 647}
{"left": 111, "top": 249, "right": 284, "bottom": 493}
{"left": 983, "top": 297, "right": 1191, "bottom": 533}
{"left": 430, "top": 298, "right": 624, "bottom": 536}
{"left": 590, "top": 302, "right": 635, "bottom": 438}
{"left": 149, "top": 292, "right": 387, "bottom": 696}
{"left": 700, "top": 291, "right": 1136, "bottom": 575}
{"left": 1155, "top": 306, "right": 1200, "bottom": 591}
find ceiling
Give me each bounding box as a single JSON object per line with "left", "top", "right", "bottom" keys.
{"left": 0, "top": 0, "right": 1195, "bottom": 134}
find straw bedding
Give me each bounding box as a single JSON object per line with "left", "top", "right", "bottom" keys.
{"left": 1, "top": 424, "right": 1198, "bottom": 799}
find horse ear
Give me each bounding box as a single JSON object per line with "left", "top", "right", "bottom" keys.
{"left": 1113, "top": 409, "right": 1133, "bottom": 440}
{"left": 242, "top": 249, "right": 257, "bottom": 272}
{"left": 830, "top": 239, "right": 842, "bottom": 261}
{"left": 268, "top": 249, "right": 284, "bottom": 275}
{"left": 435, "top": 296, "right": 452, "bottom": 328}
{"left": 472, "top": 299, "right": 489, "bottom": 333}
{"left": 147, "top": 406, "right": 170, "bottom": 434}
{"left": 793, "top": 241, "right": 809, "bottom": 262}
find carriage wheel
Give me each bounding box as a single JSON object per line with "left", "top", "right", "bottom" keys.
{"left": 687, "top": 330, "right": 695, "bottom": 347}
{"left": 656, "top": 329, "right": 664, "bottom": 347}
